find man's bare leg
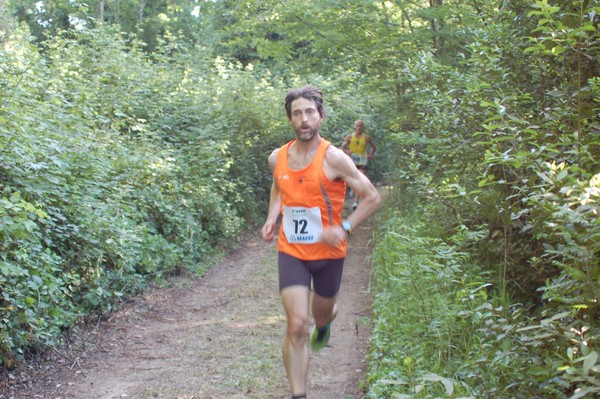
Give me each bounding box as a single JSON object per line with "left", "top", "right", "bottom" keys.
{"left": 312, "top": 293, "right": 338, "bottom": 329}
{"left": 281, "top": 285, "right": 310, "bottom": 396}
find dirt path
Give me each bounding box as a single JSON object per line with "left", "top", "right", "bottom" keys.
{"left": 6, "top": 201, "right": 375, "bottom": 399}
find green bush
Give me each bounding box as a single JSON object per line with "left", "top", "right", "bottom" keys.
{"left": 0, "top": 192, "right": 79, "bottom": 362}
{"left": 369, "top": 2, "right": 600, "bottom": 396}
{"left": 367, "top": 205, "right": 481, "bottom": 398}
{"left": 0, "top": 25, "right": 250, "bottom": 363}
{"left": 368, "top": 194, "right": 600, "bottom": 398}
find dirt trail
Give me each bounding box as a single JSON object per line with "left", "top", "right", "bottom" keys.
{"left": 6, "top": 200, "right": 375, "bottom": 399}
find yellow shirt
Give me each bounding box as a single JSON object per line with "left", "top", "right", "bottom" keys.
{"left": 348, "top": 134, "right": 368, "bottom": 166}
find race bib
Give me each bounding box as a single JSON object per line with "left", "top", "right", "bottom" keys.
{"left": 351, "top": 153, "right": 367, "bottom": 166}
{"left": 283, "top": 206, "right": 323, "bottom": 244}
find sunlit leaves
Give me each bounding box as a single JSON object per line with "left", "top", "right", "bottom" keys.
{"left": 377, "top": 0, "right": 600, "bottom": 397}
{"left": 0, "top": 21, "right": 258, "bottom": 364}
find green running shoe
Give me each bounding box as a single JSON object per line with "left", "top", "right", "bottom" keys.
{"left": 310, "top": 323, "right": 331, "bottom": 352}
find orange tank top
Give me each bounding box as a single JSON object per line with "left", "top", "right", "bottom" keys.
{"left": 275, "top": 139, "right": 347, "bottom": 260}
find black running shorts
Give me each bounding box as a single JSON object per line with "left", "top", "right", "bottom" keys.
{"left": 278, "top": 252, "right": 345, "bottom": 298}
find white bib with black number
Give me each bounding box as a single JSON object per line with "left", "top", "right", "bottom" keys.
{"left": 351, "top": 153, "right": 367, "bottom": 166}
{"left": 283, "top": 206, "right": 323, "bottom": 244}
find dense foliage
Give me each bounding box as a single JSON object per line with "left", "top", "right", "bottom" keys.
{"left": 367, "top": 0, "right": 600, "bottom": 398}
{"left": 1, "top": 0, "right": 599, "bottom": 397}
{"left": 1, "top": 25, "right": 251, "bottom": 362}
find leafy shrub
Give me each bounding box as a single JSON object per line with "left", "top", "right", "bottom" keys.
{"left": 0, "top": 192, "right": 79, "bottom": 363}
{"left": 369, "top": 1, "right": 600, "bottom": 397}
{"left": 0, "top": 25, "right": 249, "bottom": 364}
{"left": 367, "top": 202, "right": 481, "bottom": 398}
{"left": 368, "top": 193, "right": 600, "bottom": 398}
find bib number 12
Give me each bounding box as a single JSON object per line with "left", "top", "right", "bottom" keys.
{"left": 293, "top": 219, "right": 308, "bottom": 234}
{"left": 283, "top": 206, "right": 323, "bottom": 244}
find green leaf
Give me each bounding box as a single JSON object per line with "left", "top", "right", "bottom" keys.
{"left": 528, "top": 366, "right": 551, "bottom": 376}
{"left": 556, "top": 169, "right": 569, "bottom": 181}
{"left": 421, "top": 374, "right": 454, "bottom": 395}
{"left": 570, "top": 388, "right": 599, "bottom": 399}
{"left": 582, "top": 351, "right": 598, "bottom": 375}
{"left": 536, "top": 171, "right": 554, "bottom": 185}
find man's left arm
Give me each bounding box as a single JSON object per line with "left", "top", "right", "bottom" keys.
{"left": 366, "top": 135, "right": 376, "bottom": 160}
{"left": 319, "top": 148, "right": 381, "bottom": 246}
{"left": 344, "top": 166, "right": 381, "bottom": 229}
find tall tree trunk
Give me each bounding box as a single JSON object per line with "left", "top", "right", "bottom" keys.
{"left": 139, "top": 0, "right": 147, "bottom": 23}
{"left": 429, "top": 0, "right": 444, "bottom": 55}
{"left": 98, "top": 0, "right": 104, "bottom": 23}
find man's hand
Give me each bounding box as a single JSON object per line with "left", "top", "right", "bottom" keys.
{"left": 260, "top": 221, "right": 276, "bottom": 242}
{"left": 319, "top": 225, "right": 347, "bottom": 247}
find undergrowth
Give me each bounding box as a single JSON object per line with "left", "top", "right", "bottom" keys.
{"left": 365, "top": 187, "right": 599, "bottom": 398}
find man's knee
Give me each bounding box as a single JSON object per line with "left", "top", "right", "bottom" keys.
{"left": 287, "top": 314, "right": 309, "bottom": 342}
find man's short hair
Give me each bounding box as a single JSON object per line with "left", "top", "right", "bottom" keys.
{"left": 284, "top": 85, "right": 325, "bottom": 119}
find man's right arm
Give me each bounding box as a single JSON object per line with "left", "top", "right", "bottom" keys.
{"left": 260, "top": 149, "right": 281, "bottom": 242}
{"left": 341, "top": 134, "right": 352, "bottom": 155}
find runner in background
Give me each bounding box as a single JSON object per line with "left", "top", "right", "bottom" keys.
{"left": 341, "top": 120, "right": 376, "bottom": 211}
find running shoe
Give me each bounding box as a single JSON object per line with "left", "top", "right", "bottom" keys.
{"left": 310, "top": 323, "right": 331, "bottom": 352}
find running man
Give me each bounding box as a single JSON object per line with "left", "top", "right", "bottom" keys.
{"left": 341, "top": 120, "right": 376, "bottom": 210}
{"left": 260, "top": 86, "right": 381, "bottom": 399}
